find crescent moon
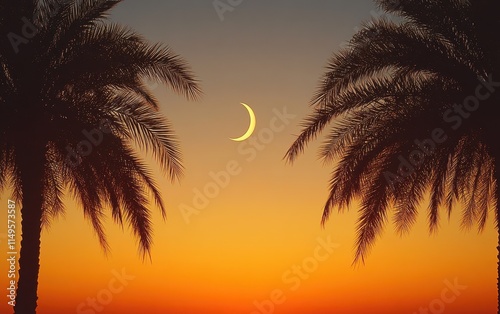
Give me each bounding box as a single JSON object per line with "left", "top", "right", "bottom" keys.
{"left": 230, "top": 103, "right": 256, "bottom": 142}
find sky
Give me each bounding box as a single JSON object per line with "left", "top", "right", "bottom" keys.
{"left": 0, "top": 1, "right": 498, "bottom": 313}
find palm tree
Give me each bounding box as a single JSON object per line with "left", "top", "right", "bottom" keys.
{"left": 286, "top": 0, "right": 500, "bottom": 311}
{"left": 0, "top": 1, "right": 201, "bottom": 313}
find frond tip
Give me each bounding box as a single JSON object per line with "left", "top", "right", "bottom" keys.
{"left": 0, "top": 0, "right": 202, "bottom": 260}
{"left": 286, "top": 0, "right": 500, "bottom": 264}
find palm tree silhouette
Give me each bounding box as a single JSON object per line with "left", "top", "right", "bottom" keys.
{"left": 0, "top": 1, "right": 201, "bottom": 313}
{"left": 286, "top": 0, "right": 500, "bottom": 311}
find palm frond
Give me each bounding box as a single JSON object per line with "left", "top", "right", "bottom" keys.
{"left": 288, "top": 0, "right": 499, "bottom": 264}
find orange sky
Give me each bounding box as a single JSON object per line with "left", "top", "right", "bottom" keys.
{"left": 0, "top": 1, "right": 498, "bottom": 313}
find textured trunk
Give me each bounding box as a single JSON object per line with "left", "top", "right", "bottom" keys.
{"left": 491, "top": 78, "right": 500, "bottom": 314}
{"left": 11, "top": 16, "right": 46, "bottom": 312}
{"left": 496, "top": 159, "right": 500, "bottom": 314}
{"left": 13, "top": 149, "right": 44, "bottom": 314}
{"left": 495, "top": 161, "right": 500, "bottom": 314}
{"left": 492, "top": 135, "right": 500, "bottom": 314}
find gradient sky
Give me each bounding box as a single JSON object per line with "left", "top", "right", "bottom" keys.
{"left": 0, "top": 1, "right": 497, "bottom": 313}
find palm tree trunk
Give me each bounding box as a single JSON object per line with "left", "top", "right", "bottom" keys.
{"left": 495, "top": 164, "right": 500, "bottom": 314}
{"left": 13, "top": 150, "right": 44, "bottom": 314}
{"left": 492, "top": 172, "right": 500, "bottom": 314}
{"left": 495, "top": 187, "right": 500, "bottom": 314}
{"left": 495, "top": 151, "right": 500, "bottom": 314}
{"left": 490, "top": 80, "right": 500, "bottom": 314}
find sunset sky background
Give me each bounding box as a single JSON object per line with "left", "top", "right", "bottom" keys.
{"left": 0, "top": 0, "right": 497, "bottom": 313}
